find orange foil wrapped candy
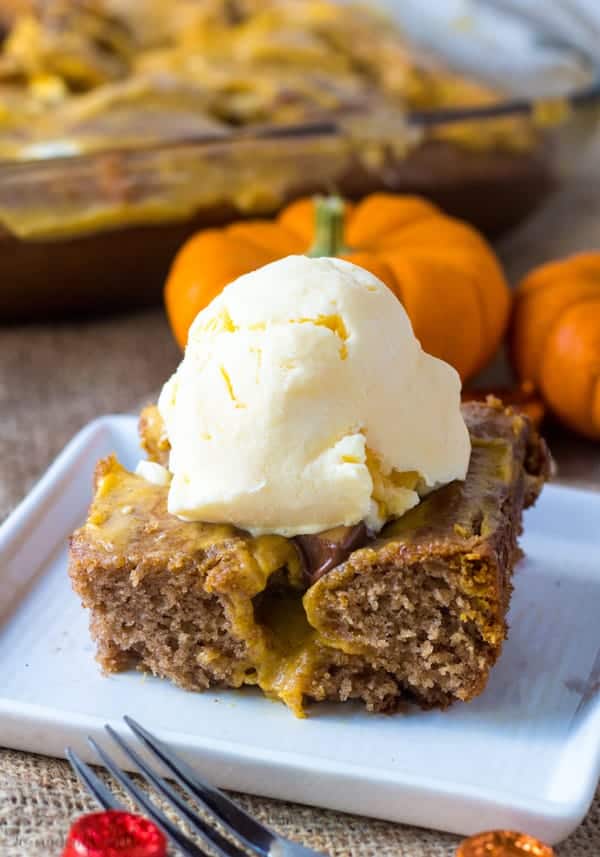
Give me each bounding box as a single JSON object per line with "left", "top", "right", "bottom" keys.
{"left": 456, "top": 830, "right": 554, "bottom": 856}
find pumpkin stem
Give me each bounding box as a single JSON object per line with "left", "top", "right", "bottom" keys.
{"left": 307, "top": 195, "right": 350, "bottom": 258}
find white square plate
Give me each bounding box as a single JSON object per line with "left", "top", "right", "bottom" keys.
{"left": 1, "top": 416, "right": 599, "bottom": 845}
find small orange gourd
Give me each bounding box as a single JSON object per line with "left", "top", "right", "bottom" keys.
{"left": 511, "top": 252, "right": 600, "bottom": 440}
{"left": 165, "top": 193, "right": 510, "bottom": 382}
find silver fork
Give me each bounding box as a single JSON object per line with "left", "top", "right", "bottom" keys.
{"left": 66, "top": 716, "right": 324, "bottom": 857}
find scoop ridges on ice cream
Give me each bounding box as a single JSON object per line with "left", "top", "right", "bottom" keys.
{"left": 158, "top": 255, "right": 471, "bottom": 536}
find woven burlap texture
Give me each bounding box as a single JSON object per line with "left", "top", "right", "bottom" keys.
{"left": 2, "top": 155, "right": 600, "bottom": 855}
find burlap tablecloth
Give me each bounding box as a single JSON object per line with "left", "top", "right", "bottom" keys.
{"left": 2, "top": 158, "right": 600, "bottom": 855}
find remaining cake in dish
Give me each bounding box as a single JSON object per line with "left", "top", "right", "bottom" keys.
{"left": 69, "top": 398, "right": 548, "bottom": 716}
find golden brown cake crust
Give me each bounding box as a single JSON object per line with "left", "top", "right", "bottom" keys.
{"left": 69, "top": 401, "right": 549, "bottom": 715}
{"left": 138, "top": 404, "right": 169, "bottom": 465}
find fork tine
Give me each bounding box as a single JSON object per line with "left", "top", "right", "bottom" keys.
{"left": 105, "top": 724, "right": 249, "bottom": 857}
{"left": 66, "top": 747, "right": 125, "bottom": 811}
{"left": 124, "top": 716, "right": 275, "bottom": 856}
{"left": 87, "top": 736, "right": 210, "bottom": 857}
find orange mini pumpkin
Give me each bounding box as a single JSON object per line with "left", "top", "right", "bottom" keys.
{"left": 165, "top": 193, "right": 510, "bottom": 382}
{"left": 511, "top": 252, "right": 600, "bottom": 440}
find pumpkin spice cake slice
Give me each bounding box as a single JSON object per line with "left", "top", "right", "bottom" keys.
{"left": 69, "top": 255, "right": 550, "bottom": 716}
{"left": 69, "top": 398, "right": 549, "bottom": 716}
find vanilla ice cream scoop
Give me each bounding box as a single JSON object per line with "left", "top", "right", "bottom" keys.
{"left": 158, "top": 255, "right": 471, "bottom": 536}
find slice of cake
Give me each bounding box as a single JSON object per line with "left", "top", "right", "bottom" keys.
{"left": 69, "top": 399, "right": 549, "bottom": 716}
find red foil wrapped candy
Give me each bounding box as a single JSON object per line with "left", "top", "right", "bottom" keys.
{"left": 62, "top": 810, "right": 166, "bottom": 857}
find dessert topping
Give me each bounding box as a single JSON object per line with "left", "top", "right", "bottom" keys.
{"left": 159, "top": 255, "right": 471, "bottom": 537}
{"left": 135, "top": 460, "right": 171, "bottom": 486}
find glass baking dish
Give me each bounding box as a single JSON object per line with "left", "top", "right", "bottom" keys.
{"left": 1, "top": 1, "right": 599, "bottom": 320}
